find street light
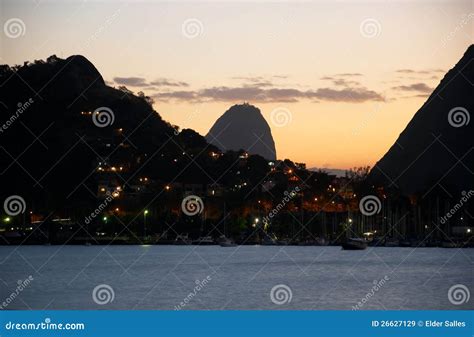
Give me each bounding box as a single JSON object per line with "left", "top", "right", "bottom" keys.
{"left": 144, "top": 210, "right": 149, "bottom": 237}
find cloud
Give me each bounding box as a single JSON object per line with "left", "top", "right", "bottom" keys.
{"left": 310, "top": 87, "right": 384, "bottom": 102}
{"left": 332, "top": 78, "right": 361, "bottom": 86}
{"left": 113, "top": 76, "right": 189, "bottom": 88}
{"left": 396, "top": 69, "right": 444, "bottom": 75}
{"left": 392, "top": 83, "right": 433, "bottom": 93}
{"left": 230, "top": 75, "right": 282, "bottom": 88}
{"left": 152, "top": 91, "right": 197, "bottom": 100}
{"left": 320, "top": 74, "right": 363, "bottom": 88}
{"left": 151, "top": 85, "right": 384, "bottom": 103}
{"left": 335, "top": 73, "right": 363, "bottom": 77}
{"left": 150, "top": 79, "right": 189, "bottom": 87}
{"left": 113, "top": 76, "right": 148, "bottom": 87}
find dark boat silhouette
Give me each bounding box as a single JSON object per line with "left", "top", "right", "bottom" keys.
{"left": 342, "top": 238, "right": 368, "bottom": 250}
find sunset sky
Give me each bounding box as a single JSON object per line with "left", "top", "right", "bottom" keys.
{"left": 2, "top": 0, "right": 472, "bottom": 169}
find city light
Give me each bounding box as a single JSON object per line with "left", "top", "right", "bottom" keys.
{"left": 4, "top": 217, "right": 10, "bottom": 223}
{"left": 144, "top": 210, "right": 149, "bottom": 215}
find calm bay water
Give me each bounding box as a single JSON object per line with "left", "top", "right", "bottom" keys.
{"left": 1, "top": 245, "right": 472, "bottom": 310}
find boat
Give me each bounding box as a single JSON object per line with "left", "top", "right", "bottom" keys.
{"left": 174, "top": 234, "right": 192, "bottom": 245}
{"left": 261, "top": 235, "right": 277, "bottom": 245}
{"left": 297, "top": 239, "right": 316, "bottom": 246}
{"left": 156, "top": 231, "right": 175, "bottom": 245}
{"left": 399, "top": 240, "right": 411, "bottom": 247}
{"left": 342, "top": 238, "right": 368, "bottom": 250}
{"left": 368, "top": 237, "right": 385, "bottom": 247}
{"left": 425, "top": 241, "right": 439, "bottom": 247}
{"left": 218, "top": 236, "right": 237, "bottom": 247}
{"left": 276, "top": 239, "right": 290, "bottom": 246}
{"left": 384, "top": 238, "right": 400, "bottom": 247}
{"left": 410, "top": 240, "right": 426, "bottom": 247}
{"left": 192, "top": 236, "right": 216, "bottom": 245}
{"left": 315, "top": 237, "right": 329, "bottom": 246}
{"left": 440, "top": 241, "right": 457, "bottom": 248}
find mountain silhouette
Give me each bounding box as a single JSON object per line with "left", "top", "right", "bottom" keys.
{"left": 206, "top": 103, "right": 277, "bottom": 160}
{"left": 0, "top": 54, "right": 223, "bottom": 212}
{"left": 369, "top": 45, "right": 474, "bottom": 195}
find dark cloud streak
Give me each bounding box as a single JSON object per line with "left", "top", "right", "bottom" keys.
{"left": 113, "top": 77, "right": 189, "bottom": 88}
{"left": 392, "top": 83, "right": 433, "bottom": 93}
{"left": 151, "top": 85, "right": 384, "bottom": 103}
